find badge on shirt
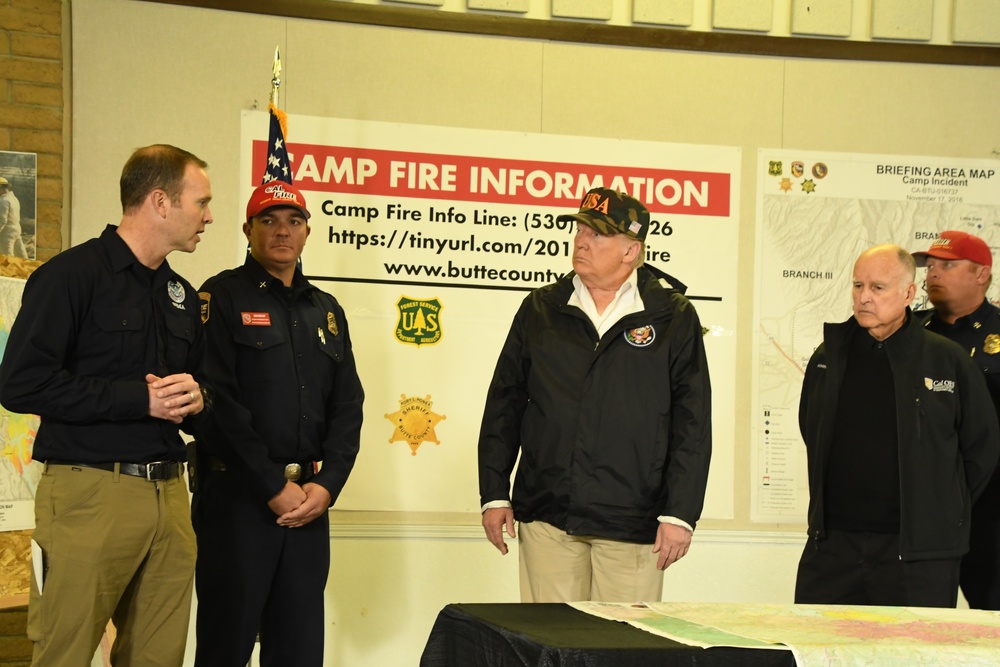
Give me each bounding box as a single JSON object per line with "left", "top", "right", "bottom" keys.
{"left": 985, "top": 334, "right": 1000, "bottom": 355}
{"left": 241, "top": 312, "right": 272, "bottom": 326}
{"left": 167, "top": 280, "right": 186, "bottom": 311}
{"left": 327, "top": 312, "right": 338, "bottom": 336}
{"left": 624, "top": 325, "right": 655, "bottom": 348}
{"left": 199, "top": 292, "right": 211, "bottom": 324}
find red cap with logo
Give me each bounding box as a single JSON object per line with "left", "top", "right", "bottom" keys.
{"left": 912, "top": 230, "right": 992, "bottom": 267}
{"left": 245, "top": 181, "right": 311, "bottom": 222}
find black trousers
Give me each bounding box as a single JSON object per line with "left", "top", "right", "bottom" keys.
{"left": 192, "top": 470, "right": 330, "bottom": 667}
{"left": 794, "top": 529, "right": 960, "bottom": 607}
{"left": 961, "top": 507, "right": 1000, "bottom": 610}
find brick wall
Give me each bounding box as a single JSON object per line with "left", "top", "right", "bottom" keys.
{"left": 0, "top": 0, "right": 64, "bottom": 262}
{"left": 0, "top": 0, "right": 63, "bottom": 602}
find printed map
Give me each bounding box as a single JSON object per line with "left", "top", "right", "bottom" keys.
{"left": 573, "top": 600, "right": 1000, "bottom": 666}
{"left": 751, "top": 150, "right": 1000, "bottom": 523}
{"left": 0, "top": 276, "right": 41, "bottom": 530}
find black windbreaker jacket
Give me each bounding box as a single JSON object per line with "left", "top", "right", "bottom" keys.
{"left": 799, "top": 312, "right": 999, "bottom": 560}
{"left": 478, "top": 266, "right": 712, "bottom": 544}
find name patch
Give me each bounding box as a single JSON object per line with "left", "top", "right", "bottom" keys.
{"left": 241, "top": 311, "right": 272, "bottom": 326}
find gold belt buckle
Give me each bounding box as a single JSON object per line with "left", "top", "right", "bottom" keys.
{"left": 283, "top": 463, "right": 302, "bottom": 481}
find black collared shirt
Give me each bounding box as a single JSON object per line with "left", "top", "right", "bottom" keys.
{"left": 195, "top": 256, "right": 364, "bottom": 503}
{"left": 0, "top": 225, "right": 204, "bottom": 462}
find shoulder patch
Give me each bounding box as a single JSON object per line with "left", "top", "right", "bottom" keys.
{"left": 199, "top": 291, "right": 211, "bottom": 324}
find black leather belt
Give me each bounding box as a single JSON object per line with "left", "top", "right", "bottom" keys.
{"left": 47, "top": 460, "right": 184, "bottom": 481}
{"left": 204, "top": 456, "right": 315, "bottom": 482}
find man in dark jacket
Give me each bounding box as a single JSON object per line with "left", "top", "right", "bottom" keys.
{"left": 478, "top": 187, "right": 712, "bottom": 602}
{"left": 796, "top": 243, "right": 999, "bottom": 607}
{"left": 912, "top": 230, "right": 1000, "bottom": 610}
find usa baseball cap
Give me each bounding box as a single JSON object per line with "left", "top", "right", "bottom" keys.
{"left": 246, "top": 181, "right": 311, "bottom": 222}
{"left": 556, "top": 188, "right": 649, "bottom": 242}
{"left": 912, "top": 230, "right": 992, "bottom": 267}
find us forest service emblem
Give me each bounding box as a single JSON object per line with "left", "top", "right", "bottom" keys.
{"left": 394, "top": 296, "right": 442, "bottom": 347}
{"left": 385, "top": 394, "right": 446, "bottom": 456}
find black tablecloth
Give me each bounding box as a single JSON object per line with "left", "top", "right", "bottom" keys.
{"left": 419, "top": 603, "right": 798, "bottom": 666}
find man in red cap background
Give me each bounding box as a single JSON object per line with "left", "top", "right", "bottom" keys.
{"left": 913, "top": 230, "right": 1000, "bottom": 610}
{"left": 191, "top": 181, "right": 365, "bottom": 666}
{"left": 478, "top": 187, "right": 712, "bottom": 602}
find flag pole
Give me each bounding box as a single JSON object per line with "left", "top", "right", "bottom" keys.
{"left": 264, "top": 46, "right": 292, "bottom": 185}
{"left": 271, "top": 46, "right": 281, "bottom": 108}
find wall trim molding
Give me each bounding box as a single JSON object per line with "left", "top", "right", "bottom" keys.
{"left": 329, "top": 522, "right": 807, "bottom": 545}
{"left": 141, "top": 0, "right": 1000, "bottom": 67}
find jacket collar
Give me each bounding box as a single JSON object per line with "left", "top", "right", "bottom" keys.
{"left": 826, "top": 307, "right": 921, "bottom": 353}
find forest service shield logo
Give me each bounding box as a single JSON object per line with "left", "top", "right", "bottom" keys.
{"left": 394, "top": 296, "right": 442, "bottom": 347}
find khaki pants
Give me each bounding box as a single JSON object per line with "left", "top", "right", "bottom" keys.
{"left": 29, "top": 464, "right": 196, "bottom": 667}
{"left": 518, "top": 520, "right": 663, "bottom": 603}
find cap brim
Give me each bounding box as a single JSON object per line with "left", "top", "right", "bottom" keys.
{"left": 556, "top": 212, "right": 617, "bottom": 235}
{"left": 250, "top": 203, "right": 311, "bottom": 221}
{"left": 911, "top": 250, "right": 961, "bottom": 267}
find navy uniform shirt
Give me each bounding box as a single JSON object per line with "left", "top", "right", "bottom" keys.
{"left": 195, "top": 256, "right": 364, "bottom": 503}
{"left": 0, "top": 225, "right": 205, "bottom": 463}
{"left": 918, "top": 300, "right": 1000, "bottom": 411}
{"left": 918, "top": 299, "right": 1000, "bottom": 505}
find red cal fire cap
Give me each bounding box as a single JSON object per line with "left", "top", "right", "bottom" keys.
{"left": 912, "top": 230, "right": 992, "bottom": 268}
{"left": 245, "top": 181, "right": 311, "bottom": 222}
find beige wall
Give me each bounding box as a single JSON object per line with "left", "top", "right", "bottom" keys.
{"left": 331, "top": 0, "right": 1000, "bottom": 46}
{"left": 0, "top": 0, "right": 996, "bottom": 661}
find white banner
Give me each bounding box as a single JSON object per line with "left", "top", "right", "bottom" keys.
{"left": 240, "top": 113, "right": 740, "bottom": 517}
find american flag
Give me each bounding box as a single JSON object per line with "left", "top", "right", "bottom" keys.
{"left": 262, "top": 103, "right": 293, "bottom": 185}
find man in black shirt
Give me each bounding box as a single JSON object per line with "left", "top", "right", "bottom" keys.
{"left": 912, "top": 230, "right": 1000, "bottom": 610}
{"left": 796, "top": 244, "right": 999, "bottom": 607}
{"left": 0, "top": 144, "right": 213, "bottom": 665}
{"left": 192, "top": 181, "right": 364, "bottom": 667}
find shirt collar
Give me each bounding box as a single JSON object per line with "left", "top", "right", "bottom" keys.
{"left": 569, "top": 269, "right": 643, "bottom": 334}
{"left": 243, "top": 254, "right": 310, "bottom": 294}
{"left": 100, "top": 224, "right": 176, "bottom": 285}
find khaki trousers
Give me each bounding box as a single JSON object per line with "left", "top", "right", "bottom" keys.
{"left": 28, "top": 464, "right": 196, "bottom": 667}
{"left": 518, "top": 520, "right": 663, "bottom": 603}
